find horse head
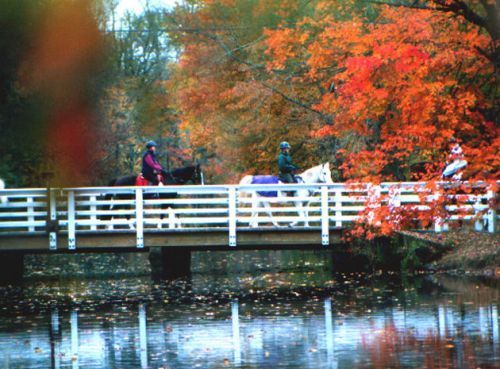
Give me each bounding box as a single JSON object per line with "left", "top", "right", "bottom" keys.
{"left": 166, "top": 165, "right": 203, "bottom": 185}
{"left": 300, "top": 163, "right": 334, "bottom": 184}
{"left": 319, "top": 163, "right": 334, "bottom": 184}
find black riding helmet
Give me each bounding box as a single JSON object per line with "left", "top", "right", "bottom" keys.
{"left": 146, "top": 140, "right": 157, "bottom": 149}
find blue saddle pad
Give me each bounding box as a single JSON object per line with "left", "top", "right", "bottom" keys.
{"left": 251, "top": 175, "right": 279, "bottom": 197}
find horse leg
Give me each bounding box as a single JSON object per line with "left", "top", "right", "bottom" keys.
{"left": 264, "top": 201, "right": 279, "bottom": 227}
{"left": 158, "top": 205, "right": 164, "bottom": 229}
{"left": 249, "top": 192, "right": 259, "bottom": 228}
{"left": 302, "top": 201, "right": 310, "bottom": 227}
{"left": 106, "top": 196, "right": 115, "bottom": 230}
{"left": 167, "top": 206, "right": 177, "bottom": 229}
{"left": 128, "top": 201, "right": 135, "bottom": 230}
{"left": 289, "top": 201, "right": 306, "bottom": 227}
{"left": 129, "top": 215, "right": 135, "bottom": 230}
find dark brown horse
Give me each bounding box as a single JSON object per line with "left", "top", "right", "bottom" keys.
{"left": 101, "top": 165, "right": 202, "bottom": 228}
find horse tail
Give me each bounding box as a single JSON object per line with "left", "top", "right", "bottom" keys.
{"left": 239, "top": 175, "right": 253, "bottom": 186}
{"left": 239, "top": 175, "right": 254, "bottom": 197}
{"left": 100, "top": 178, "right": 116, "bottom": 221}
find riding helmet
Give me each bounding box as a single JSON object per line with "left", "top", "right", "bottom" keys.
{"left": 146, "top": 140, "right": 157, "bottom": 149}
{"left": 280, "top": 141, "right": 291, "bottom": 150}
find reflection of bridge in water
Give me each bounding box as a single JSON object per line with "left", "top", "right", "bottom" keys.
{"left": 0, "top": 298, "right": 497, "bottom": 368}
{"left": 0, "top": 182, "right": 497, "bottom": 278}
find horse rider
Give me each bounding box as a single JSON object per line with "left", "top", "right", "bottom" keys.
{"left": 442, "top": 137, "right": 467, "bottom": 180}
{"left": 142, "top": 140, "right": 164, "bottom": 185}
{"left": 447, "top": 137, "right": 464, "bottom": 162}
{"left": 278, "top": 141, "right": 299, "bottom": 183}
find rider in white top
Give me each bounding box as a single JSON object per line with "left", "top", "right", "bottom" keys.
{"left": 442, "top": 137, "right": 467, "bottom": 180}
{"left": 449, "top": 142, "right": 464, "bottom": 160}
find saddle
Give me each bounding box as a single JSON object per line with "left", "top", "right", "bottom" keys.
{"left": 136, "top": 174, "right": 164, "bottom": 186}
{"left": 135, "top": 175, "right": 150, "bottom": 186}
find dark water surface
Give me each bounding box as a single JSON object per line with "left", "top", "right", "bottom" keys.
{"left": 0, "top": 251, "right": 498, "bottom": 369}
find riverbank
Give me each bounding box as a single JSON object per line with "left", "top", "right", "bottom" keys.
{"left": 399, "top": 230, "right": 499, "bottom": 276}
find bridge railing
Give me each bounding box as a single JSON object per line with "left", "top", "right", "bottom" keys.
{"left": 0, "top": 182, "right": 497, "bottom": 248}
{"left": 0, "top": 189, "right": 48, "bottom": 233}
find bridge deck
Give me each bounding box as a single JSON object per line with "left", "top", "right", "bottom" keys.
{"left": 0, "top": 227, "right": 343, "bottom": 252}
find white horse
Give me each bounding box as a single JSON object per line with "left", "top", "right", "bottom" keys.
{"left": 239, "top": 163, "right": 333, "bottom": 227}
{"left": 0, "top": 178, "right": 7, "bottom": 204}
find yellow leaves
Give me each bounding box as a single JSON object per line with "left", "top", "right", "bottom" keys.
{"left": 264, "top": 28, "right": 304, "bottom": 71}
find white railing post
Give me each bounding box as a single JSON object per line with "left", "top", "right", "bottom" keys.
{"left": 67, "top": 190, "right": 76, "bottom": 250}
{"left": 367, "top": 184, "right": 381, "bottom": 226}
{"left": 136, "top": 188, "right": 144, "bottom": 248}
{"left": 334, "top": 189, "right": 342, "bottom": 227}
{"left": 49, "top": 189, "right": 58, "bottom": 250}
{"left": 228, "top": 187, "right": 237, "bottom": 247}
{"left": 90, "top": 195, "right": 97, "bottom": 231}
{"left": 487, "top": 189, "right": 496, "bottom": 233}
{"left": 433, "top": 187, "right": 448, "bottom": 232}
{"left": 321, "top": 186, "right": 329, "bottom": 246}
{"left": 474, "top": 194, "right": 484, "bottom": 232}
{"left": 27, "top": 196, "right": 35, "bottom": 232}
{"left": 390, "top": 186, "right": 401, "bottom": 208}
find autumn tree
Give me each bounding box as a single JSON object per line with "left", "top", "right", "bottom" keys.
{"left": 168, "top": 0, "right": 336, "bottom": 183}
{"left": 170, "top": 0, "right": 498, "bottom": 183}
{"left": 265, "top": 2, "right": 497, "bottom": 181}
{"left": 95, "top": 5, "right": 190, "bottom": 183}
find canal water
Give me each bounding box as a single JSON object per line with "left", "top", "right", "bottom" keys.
{"left": 0, "top": 251, "right": 498, "bottom": 369}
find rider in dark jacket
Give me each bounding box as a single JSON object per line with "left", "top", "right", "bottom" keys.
{"left": 278, "top": 141, "right": 298, "bottom": 183}
{"left": 142, "top": 141, "right": 163, "bottom": 185}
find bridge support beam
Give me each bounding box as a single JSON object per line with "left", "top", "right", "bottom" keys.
{"left": 0, "top": 252, "right": 24, "bottom": 283}
{"left": 149, "top": 247, "right": 191, "bottom": 279}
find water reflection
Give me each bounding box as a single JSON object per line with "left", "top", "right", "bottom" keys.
{"left": 0, "top": 277, "right": 497, "bottom": 369}
{"left": 324, "top": 298, "right": 337, "bottom": 369}
{"left": 231, "top": 300, "right": 241, "bottom": 365}
{"left": 71, "top": 310, "right": 78, "bottom": 369}
{"left": 138, "top": 304, "right": 147, "bottom": 369}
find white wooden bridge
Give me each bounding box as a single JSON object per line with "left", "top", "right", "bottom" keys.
{"left": 0, "top": 181, "right": 496, "bottom": 251}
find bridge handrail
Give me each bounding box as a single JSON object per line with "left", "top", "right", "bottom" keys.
{"left": 0, "top": 181, "right": 497, "bottom": 248}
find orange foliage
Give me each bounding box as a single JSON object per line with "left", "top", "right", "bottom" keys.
{"left": 264, "top": 4, "right": 496, "bottom": 182}
{"left": 171, "top": 0, "right": 497, "bottom": 234}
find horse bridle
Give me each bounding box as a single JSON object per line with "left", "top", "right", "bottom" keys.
{"left": 318, "top": 164, "right": 329, "bottom": 183}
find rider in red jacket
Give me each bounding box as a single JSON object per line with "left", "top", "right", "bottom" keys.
{"left": 142, "top": 141, "right": 163, "bottom": 185}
